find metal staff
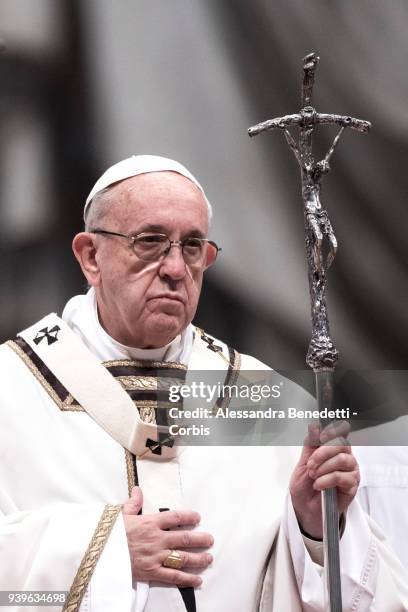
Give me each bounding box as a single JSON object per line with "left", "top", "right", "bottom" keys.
{"left": 248, "top": 52, "right": 371, "bottom": 611}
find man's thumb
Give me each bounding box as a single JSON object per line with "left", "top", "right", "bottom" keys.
{"left": 122, "top": 486, "right": 143, "bottom": 515}
{"left": 298, "top": 423, "right": 321, "bottom": 464}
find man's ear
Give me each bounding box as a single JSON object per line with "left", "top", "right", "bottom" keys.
{"left": 72, "top": 232, "right": 101, "bottom": 287}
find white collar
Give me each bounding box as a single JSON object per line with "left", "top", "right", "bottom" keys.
{"left": 62, "top": 288, "right": 194, "bottom": 365}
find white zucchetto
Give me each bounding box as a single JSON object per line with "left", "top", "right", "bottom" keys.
{"left": 84, "top": 154, "right": 212, "bottom": 222}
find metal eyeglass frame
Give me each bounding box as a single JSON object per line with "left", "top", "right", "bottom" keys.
{"left": 90, "top": 229, "right": 221, "bottom": 264}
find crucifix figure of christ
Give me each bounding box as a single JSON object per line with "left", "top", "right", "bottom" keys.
{"left": 248, "top": 51, "right": 370, "bottom": 370}
{"left": 248, "top": 52, "right": 371, "bottom": 611}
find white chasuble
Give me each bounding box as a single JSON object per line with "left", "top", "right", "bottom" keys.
{"left": 0, "top": 290, "right": 407, "bottom": 611}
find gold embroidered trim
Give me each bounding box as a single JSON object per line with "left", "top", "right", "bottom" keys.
{"left": 195, "top": 328, "right": 242, "bottom": 374}
{"left": 138, "top": 406, "right": 156, "bottom": 424}
{"left": 194, "top": 329, "right": 243, "bottom": 413}
{"left": 6, "top": 340, "right": 64, "bottom": 409}
{"left": 7, "top": 341, "right": 86, "bottom": 412}
{"left": 118, "top": 375, "right": 184, "bottom": 391}
{"left": 230, "top": 350, "right": 242, "bottom": 388}
{"left": 133, "top": 400, "right": 183, "bottom": 425}
{"left": 118, "top": 375, "right": 158, "bottom": 391}
{"left": 133, "top": 399, "right": 156, "bottom": 407}
{"left": 8, "top": 341, "right": 185, "bottom": 415}
{"left": 62, "top": 394, "right": 85, "bottom": 412}
{"left": 103, "top": 358, "right": 187, "bottom": 371}
{"left": 125, "top": 449, "right": 136, "bottom": 497}
{"left": 222, "top": 349, "right": 242, "bottom": 410}
{"left": 62, "top": 504, "right": 122, "bottom": 612}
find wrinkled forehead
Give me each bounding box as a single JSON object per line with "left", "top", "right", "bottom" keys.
{"left": 115, "top": 170, "right": 204, "bottom": 200}
{"left": 107, "top": 171, "right": 209, "bottom": 222}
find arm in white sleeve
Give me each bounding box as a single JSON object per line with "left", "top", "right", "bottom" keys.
{"left": 283, "top": 493, "right": 408, "bottom": 611}
{"left": 83, "top": 513, "right": 149, "bottom": 612}
{"left": 0, "top": 502, "right": 121, "bottom": 612}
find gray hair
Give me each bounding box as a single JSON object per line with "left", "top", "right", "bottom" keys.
{"left": 84, "top": 187, "right": 115, "bottom": 231}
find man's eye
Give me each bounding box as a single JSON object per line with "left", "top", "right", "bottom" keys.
{"left": 183, "top": 238, "right": 202, "bottom": 249}
{"left": 137, "top": 234, "right": 167, "bottom": 244}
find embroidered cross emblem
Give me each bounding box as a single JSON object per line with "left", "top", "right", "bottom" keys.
{"left": 145, "top": 433, "right": 175, "bottom": 456}
{"left": 200, "top": 331, "right": 222, "bottom": 353}
{"left": 33, "top": 325, "right": 61, "bottom": 346}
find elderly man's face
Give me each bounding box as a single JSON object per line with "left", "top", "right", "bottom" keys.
{"left": 83, "top": 172, "right": 209, "bottom": 348}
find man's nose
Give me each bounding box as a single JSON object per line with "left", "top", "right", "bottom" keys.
{"left": 158, "top": 244, "right": 186, "bottom": 280}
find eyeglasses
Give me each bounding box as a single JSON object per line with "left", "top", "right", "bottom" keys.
{"left": 90, "top": 229, "right": 221, "bottom": 267}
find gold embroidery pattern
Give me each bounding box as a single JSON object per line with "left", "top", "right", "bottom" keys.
{"left": 219, "top": 349, "right": 242, "bottom": 411}
{"left": 118, "top": 375, "right": 158, "bottom": 391}
{"left": 103, "top": 358, "right": 187, "bottom": 371}
{"left": 125, "top": 449, "right": 136, "bottom": 496}
{"left": 117, "top": 377, "right": 158, "bottom": 423}
{"left": 62, "top": 394, "right": 85, "bottom": 412}
{"left": 118, "top": 375, "right": 184, "bottom": 392}
{"left": 194, "top": 329, "right": 243, "bottom": 413}
{"left": 132, "top": 400, "right": 182, "bottom": 425}
{"left": 7, "top": 343, "right": 180, "bottom": 416}
{"left": 62, "top": 504, "right": 122, "bottom": 612}
{"left": 138, "top": 406, "right": 156, "bottom": 424}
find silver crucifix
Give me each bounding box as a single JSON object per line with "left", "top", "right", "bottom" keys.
{"left": 248, "top": 52, "right": 371, "bottom": 611}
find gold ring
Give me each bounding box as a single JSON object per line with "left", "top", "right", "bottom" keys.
{"left": 162, "top": 549, "right": 184, "bottom": 570}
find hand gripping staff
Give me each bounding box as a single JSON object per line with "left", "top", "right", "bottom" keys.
{"left": 248, "top": 52, "right": 371, "bottom": 611}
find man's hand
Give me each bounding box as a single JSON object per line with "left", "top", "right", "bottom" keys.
{"left": 122, "top": 487, "right": 213, "bottom": 587}
{"left": 289, "top": 422, "right": 360, "bottom": 539}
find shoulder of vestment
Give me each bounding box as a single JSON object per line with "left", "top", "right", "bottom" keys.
{"left": 193, "top": 326, "right": 270, "bottom": 372}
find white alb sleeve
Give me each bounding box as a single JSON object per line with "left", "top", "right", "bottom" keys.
{"left": 81, "top": 514, "right": 149, "bottom": 612}
{"left": 282, "top": 492, "right": 408, "bottom": 610}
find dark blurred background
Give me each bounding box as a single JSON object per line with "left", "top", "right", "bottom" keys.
{"left": 0, "top": 0, "right": 407, "bottom": 369}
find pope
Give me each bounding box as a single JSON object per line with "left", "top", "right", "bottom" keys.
{"left": 0, "top": 155, "right": 406, "bottom": 611}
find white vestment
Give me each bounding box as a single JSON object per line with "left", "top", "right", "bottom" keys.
{"left": 352, "top": 420, "right": 408, "bottom": 571}
{"left": 0, "top": 289, "right": 407, "bottom": 612}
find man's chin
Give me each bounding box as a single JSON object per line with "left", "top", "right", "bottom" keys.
{"left": 143, "top": 314, "right": 185, "bottom": 348}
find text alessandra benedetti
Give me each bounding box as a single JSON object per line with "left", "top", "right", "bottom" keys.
{"left": 168, "top": 407, "right": 352, "bottom": 420}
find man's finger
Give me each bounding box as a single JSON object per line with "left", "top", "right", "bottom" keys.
{"left": 158, "top": 510, "right": 201, "bottom": 530}
{"left": 161, "top": 549, "right": 213, "bottom": 569}
{"left": 155, "top": 568, "right": 203, "bottom": 588}
{"left": 303, "top": 422, "right": 321, "bottom": 446}
{"left": 165, "top": 530, "right": 214, "bottom": 550}
{"left": 320, "top": 420, "right": 351, "bottom": 443}
{"left": 313, "top": 469, "right": 360, "bottom": 493}
{"left": 309, "top": 452, "right": 357, "bottom": 479}
{"left": 307, "top": 443, "right": 352, "bottom": 470}
{"left": 122, "top": 486, "right": 143, "bottom": 515}
{"left": 298, "top": 423, "right": 321, "bottom": 464}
